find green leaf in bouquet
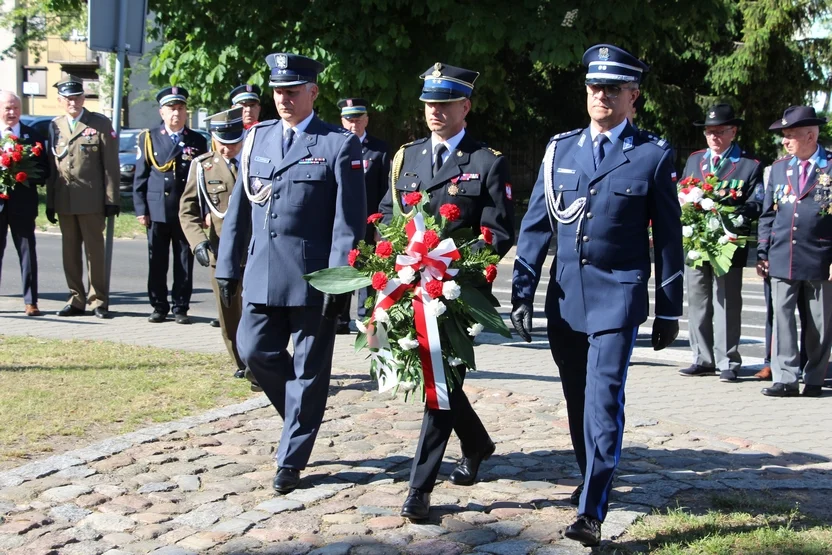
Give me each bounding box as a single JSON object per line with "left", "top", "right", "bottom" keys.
{"left": 354, "top": 331, "right": 368, "bottom": 353}
{"left": 449, "top": 227, "right": 476, "bottom": 243}
{"left": 303, "top": 266, "right": 372, "bottom": 294}
{"left": 459, "top": 285, "right": 512, "bottom": 338}
{"left": 445, "top": 316, "right": 476, "bottom": 368}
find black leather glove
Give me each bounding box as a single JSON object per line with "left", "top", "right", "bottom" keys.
{"left": 510, "top": 300, "right": 533, "bottom": 343}
{"left": 322, "top": 293, "right": 350, "bottom": 320}
{"left": 651, "top": 318, "right": 679, "bottom": 351}
{"left": 215, "top": 278, "right": 238, "bottom": 308}
{"left": 46, "top": 208, "right": 57, "bottom": 224}
{"left": 194, "top": 241, "right": 213, "bottom": 268}
{"left": 105, "top": 204, "right": 120, "bottom": 217}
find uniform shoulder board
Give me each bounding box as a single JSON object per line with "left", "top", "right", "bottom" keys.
{"left": 642, "top": 131, "right": 671, "bottom": 150}
{"left": 252, "top": 119, "right": 278, "bottom": 130}
{"left": 399, "top": 137, "right": 428, "bottom": 151}
{"left": 194, "top": 151, "right": 213, "bottom": 163}
{"left": 690, "top": 148, "right": 707, "bottom": 156}
{"left": 484, "top": 146, "right": 503, "bottom": 157}
{"left": 772, "top": 155, "right": 791, "bottom": 166}
{"left": 551, "top": 128, "right": 582, "bottom": 142}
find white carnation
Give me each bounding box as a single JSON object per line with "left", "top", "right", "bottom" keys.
{"left": 424, "top": 298, "right": 447, "bottom": 317}
{"left": 686, "top": 187, "right": 704, "bottom": 204}
{"left": 682, "top": 226, "right": 693, "bottom": 238}
{"left": 707, "top": 217, "right": 721, "bottom": 231}
{"left": 397, "top": 336, "right": 420, "bottom": 350}
{"left": 448, "top": 357, "right": 464, "bottom": 367}
{"left": 733, "top": 215, "right": 744, "bottom": 226}
{"left": 718, "top": 235, "right": 729, "bottom": 245}
{"left": 374, "top": 307, "right": 390, "bottom": 324}
{"left": 467, "top": 323, "right": 484, "bottom": 337}
{"left": 397, "top": 266, "right": 416, "bottom": 284}
{"left": 355, "top": 319, "right": 367, "bottom": 333}
{"left": 442, "top": 280, "right": 461, "bottom": 300}
{"left": 700, "top": 198, "right": 715, "bottom": 211}
{"left": 687, "top": 250, "right": 701, "bottom": 261}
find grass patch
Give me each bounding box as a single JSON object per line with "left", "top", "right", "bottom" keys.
{"left": 34, "top": 188, "right": 147, "bottom": 239}
{"left": 0, "top": 335, "right": 254, "bottom": 465}
{"left": 612, "top": 491, "right": 832, "bottom": 554}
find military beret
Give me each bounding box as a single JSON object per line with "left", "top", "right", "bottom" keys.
{"left": 266, "top": 53, "right": 325, "bottom": 87}
{"left": 230, "top": 84, "right": 262, "bottom": 106}
{"left": 156, "top": 86, "right": 188, "bottom": 106}
{"left": 54, "top": 76, "right": 84, "bottom": 97}
{"left": 419, "top": 63, "right": 479, "bottom": 103}
{"left": 582, "top": 44, "right": 648, "bottom": 85}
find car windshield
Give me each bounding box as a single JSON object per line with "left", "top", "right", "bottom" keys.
{"left": 119, "top": 132, "right": 137, "bottom": 152}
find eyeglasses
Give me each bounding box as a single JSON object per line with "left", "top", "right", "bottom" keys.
{"left": 586, "top": 84, "right": 635, "bottom": 100}
{"left": 703, "top": 128, "right": 734, "bottom": 137}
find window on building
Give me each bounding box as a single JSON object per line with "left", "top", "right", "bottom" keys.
{"left": 23, "top": 67, "right": 47, "bottom": 97}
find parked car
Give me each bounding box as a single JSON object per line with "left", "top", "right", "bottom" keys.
{"left": 19, "top": 115, "right": 54, "bottom": 147}
{"left": 118, "top": 128, "right": 141, "bottom": 194}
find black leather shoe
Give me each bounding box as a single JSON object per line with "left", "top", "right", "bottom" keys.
{"left": 210, "top": 319, "right": 220, "bottom": 328}
{"left": 273, "top": 468, "right": 301, "bottom": 494}
{"left": 233, "top": 369, "right": 246, "bottom": 379}
{"left": 565, "top": 515, "right": 601, "bottom": 547}
{"left": 449, "top": 441, "right": 495, "bottom": 486}
{"left": 57, "top": 304, "right": 85, "bottom": 317}
{"left": 335, "top": 322, "right": 351, "bottom": 335}
{"left": 762, "top": 382, "right": 799, "bottom": 397}
{"left": 803, "top": 385, "right": 822, "bottom": 397}
{"left": 400, "top": 488, "right": 430, "bottom": 520}
{"left": 174, "top": 313, "right": 192, "bottom": 325}
{"left": 94, "top": 307, "right": 111, "bottom": 319}
{"left": 570, "top": 482, "right": 584, "bottom": 506}
{"left": 244, "top": 368, "right": 263, "bottom": 392}
{"left": 678, "top": 364, "right": 715, "bottom": 377}
{"left": 148, "top": 310, "right": 167, "bottom": 323}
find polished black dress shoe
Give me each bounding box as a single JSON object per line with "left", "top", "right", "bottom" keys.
{"left": 762, "top": 382, "right": 799, "bottom": 397}
{"left": 244, "top": 368, "right": 263, "bottom": 392}
{"left": 565, "top": 514, "right": 601, "bottom": 547}
{"left": 449, "top": 441, "right": 495, "bottom": 486}
{"left": 57, "top": 304, "right": 85, "bottom": 317}
{"left": 803, "top": 385, "right": 822, "bottom": 397}
{"left": 335, "top": 322, "right": 351, "bottom": 335}
{"left": 174, "top": 313, "right": 192, "bottom": 325}
{"left": 570, "top": 482, "right": 584, "bottom": 506}
{"left": 273, "top": 468, "right": 301, "bottom": 494}
{"left": 400, "top": 488, "right": 430, "bottom": 520}
{"left": 233, "top": 369, "right": 246, "bottom": 379}
{"left": 94, "top": 307, "right": 111, "bottom": 319}
{"left": 678, "top": 364, "right": 715, "bottom": 377}
{"left": 210, "top": 319, "right": 220, "bottom": 328}
{"left": 148, "top": 310, "right": 167, "bottom": 323}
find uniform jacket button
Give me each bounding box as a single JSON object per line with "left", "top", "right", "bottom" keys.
{"left": 270, "top": 231, "right": 277, "bottom": 238}
{"left": 306, "top": 174, "right": 311, "bottom": 178}
{"left": 559, "top": 184, "right": 564, "bottom": 189}
{"left": 164, "top": 192, "right": 169, "bottom": 196}
{"left": 581, "top": 258, "right": 590, "bottom": 265}
{"left": 582, "top": 236, "right": 589, "bottom": 242}
{"left": 271, "top": 213, "right": 277, "bottom": 219}
{"left": 625, "top": 188, "right": 631, "bottom": 193}
{"left": 792, "top": 239, "right": 797, "bottom": 244}
{"left": 793, "top": 226, "right": 797, "bottom": 231}
{"left": 590, "top": 189, "right": 597, "bottom": 195}
{"left": 277, "top": 176, "right": 282, "bottom": 181}
{"left": 586, "top": 212, "right": 593, "bottom": 219}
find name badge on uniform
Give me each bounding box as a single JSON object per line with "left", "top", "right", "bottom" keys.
{"left": 786, "top": 169, "right": 793, "bottom": 176}
{"left": 556, "top": 168, "right": 576, "bottom": 174}
{"left": 298, "top": 157, "right": 326, "bottom": 165}
{"left": 458, "top": 173, "right": 480, "bottom": 181}
{"left": 254, "top": 156, "right": 271, "bottom": 163}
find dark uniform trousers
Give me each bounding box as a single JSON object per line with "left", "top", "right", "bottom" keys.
{"left": 211, "top": 266, "right": 244, "bottom": 369}
{"left": 237, "top": 304, "right": 336, "bottom": 469}
{"left": 0, "top": 206, "right": 38, "bottom": 305}
{"left": 147, "top": 221, "right": 193, "bottom": 315}
{"left": 59, "top": 213, "right": 107, "bottom": 309}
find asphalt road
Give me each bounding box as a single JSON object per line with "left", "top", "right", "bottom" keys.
{"left": 1, "top": 232, "right": 772, "bottom": 365}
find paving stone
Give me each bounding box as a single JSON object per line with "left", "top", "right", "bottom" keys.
{"left": 307, "top": 543, "right": 353, "bottom": 555}
{"left": 101, "top": 532, "right": 136, "bottom": 546}
{"left": 133, "top": 523, "right": 174, "bottom": 540}
{"left": 177, "top": 531, "right": 230, "bottom": 551}
{"left": 444, "top": 528, "right": 498, "bottom": 546}
{"left": 236, "top": 510, "right": 271, "bottom": 523}
{"left": 131, "top": 512, "right": 172, "bottom": 525}
{"left": 246, "top": 527, "right": 293, "bottom": 542}
{"left": 406, "top": 539, "right": 466, "bottom": 555}
{"left": 484, "top": 521, "right": 525, "bottom": 537}
{"left": 255, "top": 540, "right": 315, "bottom": 555}
{"left": 254, "top": 498, "right": 304, "bottom": 514}
{"left": 48, "top": 503, "right": 92, "bottom": 523}
{"left": 54, "top": 466, "right": 97, "bottom": 480}
{"left": 41, "top": 484, "right": 93, "bottom": 503}
{"left": 327, "top": 523, "right": 370, "bottom": 536}
{"left": 474, "top": 540, "right": 539, "bottom": 555}
{"left": 215, "top": 536, "right": 263, "bottom": 554}
{"left": 150, "top": 547, "right": 198, "bottom": 555}
{"left": 137, "top": 482, "right": 177, "bottom": 494}
{"left": 77, "top": 513, "right": 136, "bottom": 533}
{"left": 208, "top": 517, "right": 254, "bottom": 535}
{"left": 172, "top": 475, "right": 200, "bottom": 492}
{"left": 60, "top": 540, "right": 112, "bottom": 555}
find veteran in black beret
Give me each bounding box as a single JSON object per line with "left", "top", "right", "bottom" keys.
{"left": 379, "top": 62, "right": 515, "bottom": 521}
{"left": 512, "top": 44, "right": 683, "bottom": 547}
{"left": 229, "top": 84, "right": 262, "bottom": 129}
{"left": 335, "top": 97, "right": 390, "bottom": 333}
{"left": 133, "top": 86, "right": 208, "bottom": 324}
{"left": 757, "top": 106, "right": 832, "bottom": 398}
{"left": 215, "top": 53, "right": 366, "bottom": 494}
{"left": 678, "top": 104, "right": 763, "bottom": 382}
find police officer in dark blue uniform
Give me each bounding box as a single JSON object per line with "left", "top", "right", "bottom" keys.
{"left": 757, "top": 106, "right": 832, "bottom": 398}
{"left": 214, "top": 53, "right": 366, "bottom": 494}
{"left": 336, "top": 97, "right": 391, "bottom": 333}
{"left": 229, "top": 84, "right": 262, "bottom": 130}
{"left": 134, "top": 87, "right": 208, "bottom": 324}
{"left": 511, "top": 45, "right": 683, "bottom": 546}
{"left": 379, "top": 63, "right": 515, "bottom": 520}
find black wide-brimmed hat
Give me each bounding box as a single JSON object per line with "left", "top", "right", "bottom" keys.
{"left": 693, "top": 104, "right": 743, "bottom": 127}
{"left": 769, "top": 106, "right": 828, "bottom": 130}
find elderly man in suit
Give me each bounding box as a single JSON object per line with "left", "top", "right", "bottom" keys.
{"left": 47, "top": 77, "right": 120, "bottom": 319}
{"left": 215, "top": 53, "right": 365, "bottom": 494}
{"left": 757, "top": 106, "right": 832, "bottom": 398}
{"left": 134, "top": 87, "right": 208, "bottom": 324}
{"left": 0, "top": 90, "right": 49, "bottom": 316}
{"left": 678, "top": 104, "right": 763, "bottom": 382}
{"left": 511, "top": 44, "right": 683, "bottom": 546}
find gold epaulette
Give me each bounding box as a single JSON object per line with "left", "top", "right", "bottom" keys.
{"left": 486, "top": 147, "right": 502, "bottom": 157}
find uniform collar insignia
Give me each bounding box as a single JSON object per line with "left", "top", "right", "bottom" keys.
{"left": 577, "top": 133, "right": 586, "bottom": 148}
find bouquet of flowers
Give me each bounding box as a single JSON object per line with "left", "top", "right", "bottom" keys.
{"left": 304, "top": 192, "right": 511, "bottom": 410}
{"left": 0, "top": 133, "right": 43, "bottom": 200}
{"left": 677, "top": 173, "right": 747, "bottom": 276}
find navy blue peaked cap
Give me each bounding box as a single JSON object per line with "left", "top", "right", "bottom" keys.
{"left": 582, "top": 44, "right": 648, "bottom": 85}
{"left": 266, "top": 53, "right": 325, "bottom": 87}
{"left": 419, "top": 62, "right": 479, "bottom": 102}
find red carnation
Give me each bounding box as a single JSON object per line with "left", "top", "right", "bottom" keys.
{"left": 702, "top": 183, "right": 714, "bottom": 192}
{"left": 484, "top": 264, "right": 498, "bottom": 283}
{"left": 403, "top": 192, "right": 423, "bottom": 206}
{"left": 11, "top": 151, "right": 22, "bottom": 163}
{"left": 0, "top": 192, "right": 8, "bottom": 200}
{"left": 730, "top": 189, "right": 738, "bottom": 199}
{"left": 375, "top": 241, "right": 393, "bottom": 258}
{"left": 480, "top": 226, "right": 493, "bottom": 244}
{"left": 7, "top": 134, "right": 17, "bottom": 141}
{"left": 0, "top": 154, "right": 10, "bottom": 167}
{"left": 423, "top": 230, "right": 440, "bottom": 250}
{"left": 439, "top": 204, "right": 461, "bottom": 222}
{"left": 371, "top": 271, "right": 388, "bottom": 291}
{"left": 704, "top": 173, "right": 715, "bottom": 180}
{"left": 31, "top": 144, "right": 43, "bottom": 157}
{"left": 424, "top": 279, "right": 444, "bottom": 298}
{"left": 367, "top": 212, "right": 383, "bottom": 224}
{"left": 347, "top": 249, "right": 360, "bottom": 267}
{"left": 14, "top": 171, "right": 27, "bottom": 183}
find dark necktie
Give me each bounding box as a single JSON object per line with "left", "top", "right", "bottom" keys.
{"left": 228, "top": 158, "right": 238, "bottom": 180}
{"left": 712, "top": 155, "right": 720, "bottom": 173}
{"left": 170, "top": 132, "right": 179, "bottom": 145}
{"left": 800, "top": 160, "right": 811, "bottom": 192}
{"left": 433, "top": 143, "right": 447, "bottom": 177}
{"left": 593, "top": 134, "right": 608, "bottom": 170}
{"left": 283, "top": 128, "right": 295, "bottom": 157}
